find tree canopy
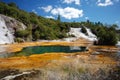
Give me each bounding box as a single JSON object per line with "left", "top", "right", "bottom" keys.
{"left": 0, "top": 2, "right": 119, "bottom": 45}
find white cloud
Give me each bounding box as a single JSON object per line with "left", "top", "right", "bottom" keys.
{"left": 51, "top": 7, "right": 83, "bottom": 19}
{"left": 85, "top": 17, "right": 89, "bottom": 20}
{"left": 40, "top": 5, "right": 53, "bottom": 12}
{"left": 32, "top": 9, "right": 37, "bottom": 14}
{"left": 45, "top": 16, "right": 55, "bottom": 19}
{"left": 97, "top": 0, "right": 113, "bottom": 6}
{"left": 63, "top": 0, "right": 80, "bottom": 5}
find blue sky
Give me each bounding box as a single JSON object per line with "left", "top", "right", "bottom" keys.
{"left": 2, "top": 0, "right": 120, "bottom": 26}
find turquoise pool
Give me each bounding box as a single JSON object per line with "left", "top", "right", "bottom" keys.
{"left": 14, "top": 46, "right": 87, "bottom": 56}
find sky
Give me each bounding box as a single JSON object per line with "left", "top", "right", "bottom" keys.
{"left": 2, "top": 0, "right": 120, "bottom": 26}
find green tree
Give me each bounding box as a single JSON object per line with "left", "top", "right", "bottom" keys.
{"left": 0, "top": 2, "right": 119, "bottom": 44}
{"left": 97, "top": 28, "right": 118, "bottom": 45}
{"left": 57, "top": 14, "right": 61, "bottom": 22}
{"left": 15, "top": 30, "right": 29, "bottom": 39}
{"left": 8, "top": 2, "right": 18, "bottom": 8}
{"left": 34, "top": 30, "right": 40, "bottom": 40}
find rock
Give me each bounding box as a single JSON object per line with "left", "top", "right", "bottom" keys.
{"left": 0, "top": 14, "right": 27, "bottom": 44}
{"left": 92, "top": 52, "right": 100, "bottom": 55}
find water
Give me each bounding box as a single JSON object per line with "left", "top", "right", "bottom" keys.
{"left": 13, "top": 46, "right": 86, "bottom": 57}
{"left": 117, "top": 51, "right": 120, "bottom": 56}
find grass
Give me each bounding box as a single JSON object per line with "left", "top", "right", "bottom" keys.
{"left": 0, "top": 41, "right": 119, "bottom": 80}
{"left": 0, "top": 57, "right": 118, "bottom": 80}
{"left": 0, "top": 54, "right": 119, "bottom": 80}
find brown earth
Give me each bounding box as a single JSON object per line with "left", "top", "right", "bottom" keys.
{"left": 0, "top": 38, "right": 118, "bottom": 70}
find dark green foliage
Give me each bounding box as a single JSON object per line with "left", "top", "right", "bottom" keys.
{"left": 81, "top": 26, "right": 87, "bottom": 34}
{"left": 0, "top": 2, "right": 119, "bottom": 45}
{"left": 79, "top": 21, "right": 119, "bottom": 45}
{"left": 57, "top": 14, "right": 61, "bottom": 22}
{"left": 0, "top": 2, "right": 70, "bottom": 40}
{"left": 68, "top": 34, "right": 75, "bottom": 37}
{"left": 14, "top": 38, "right": 24, "bottom": 43}
{"left": 8, "top": 2, "right": 18, "bottom": 8}
{"left": 70, "top": 22, "right": 81, "bottom": 28}
{"left": 98, "top": 30, "right": 118, "bottom": 45}
{"left": 34, "top": 30, "right": 40, "bottom": 40}
{"left": 15, "top": 30, "right": 29, "bottom": 39}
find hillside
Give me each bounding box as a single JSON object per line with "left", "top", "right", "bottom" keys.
{"left": 0, "top": 14, "right": 97, "bottom": 44}
{"left": 0, "top": 2, "right": 119, "bottom": 45}
{"left": 0, "top": 14, "right": 26, "bottom": 44}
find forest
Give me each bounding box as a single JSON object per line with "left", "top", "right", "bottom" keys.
{"left": 0, "top": 2, "right": 120, "bottom": 45}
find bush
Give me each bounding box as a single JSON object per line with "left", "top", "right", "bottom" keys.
{"left": 15, "top": 30, "right": 29, "bottom": 38}
{"left": 68, "top": 34, "right": 75, "bottom": 37}
{"left": 97, "top": 31, "right": 118, "bottom": 45}
{"left": 81, "top": 26, "right": 87, "bottom": 34}
{"left": 34, "top": 30, "right": 40, "bottom": 40}
{"left": 14, "top": 38, "right": 24, "bottom": 43}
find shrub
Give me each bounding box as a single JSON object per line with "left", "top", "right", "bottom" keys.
{"left": 15, "top": 30, "right": 29, "bottom": 38}
{"left": 81, "top": 26, "right": 87, "bottom": 35}
{"left": 14, "top": 38, "right": 24, "bottom": 43}
{"left": 97, "top": 31, "right": 118, "bottom": 45}
{"left": 68, "top": 34, "right": 75, "bottom": 37}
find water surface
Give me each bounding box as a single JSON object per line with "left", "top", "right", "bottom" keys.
{"left": 14, "top": 46, "right": 87, "bottom": 56}
{"left": 0, "top": 46, "right": 87, "bottom": 58}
